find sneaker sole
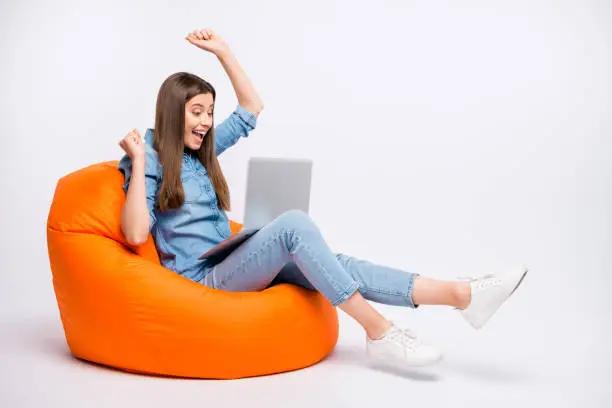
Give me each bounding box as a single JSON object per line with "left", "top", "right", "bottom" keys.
{"left": 366, "top": 351, "right": 444, "bottom": 368}
{"left": 509, "top": 267, "right": 528, "bottom": 297}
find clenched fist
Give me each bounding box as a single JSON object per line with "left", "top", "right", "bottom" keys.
{"left": 185, "top": 27, "right": 229, "bottom": 56}
{"left": 119, "top": 129, "right": 145, "bottom": 161}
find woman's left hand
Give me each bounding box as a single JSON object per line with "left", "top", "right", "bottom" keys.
{"left": 185, "top": 28, "right": 229, "bottom": 56}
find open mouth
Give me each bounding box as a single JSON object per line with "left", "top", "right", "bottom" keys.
{"left": 192, "top": 130, "right": 206, "bottom": 141}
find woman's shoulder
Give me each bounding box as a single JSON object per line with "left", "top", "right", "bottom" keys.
{"left": 117, "top": 128, "right": 162, "bottom": 176}
{"left": 144, "top": 128, "right": 163, "bottom": 173}
{"left": 143, "top": 128, "right": 159, "bottom": 156}
{"left": 144, "top": 142, "right": 160, "bottom": 162}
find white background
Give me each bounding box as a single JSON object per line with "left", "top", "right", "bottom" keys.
{"left": 1, "top": 0, "right": 610, "bottom": 406}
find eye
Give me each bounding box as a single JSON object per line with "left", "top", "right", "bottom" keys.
{"left": 193, "top": 111, "right": 201, "bottom": 115}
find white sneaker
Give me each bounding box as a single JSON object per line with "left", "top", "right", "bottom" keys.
{"left": 458, "top": 264, "right": 529, "bottom": 329}
{"left": 366, "top": 321, "right": 443, "bottom": 367}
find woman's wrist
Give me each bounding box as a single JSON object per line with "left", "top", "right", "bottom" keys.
{"left": 132, "top": 155, "right": 146, "bottom": 167}
{"left": 215, "top": 45, "right": 232, "bottom": 60}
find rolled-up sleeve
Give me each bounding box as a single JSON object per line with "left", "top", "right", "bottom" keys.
{"left": 117, "top": 148, "right": 160, "bottom": 231}
{"left": 214, "top": 104, "right": 258, "bottom": 156}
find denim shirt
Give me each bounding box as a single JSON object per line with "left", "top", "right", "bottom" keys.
{"left": 117, "top": 104, "right": 258, "bottom": 282}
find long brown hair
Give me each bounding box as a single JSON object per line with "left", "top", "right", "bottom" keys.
{"left": 152, "top": 72, "right": 231, "bottom": 212}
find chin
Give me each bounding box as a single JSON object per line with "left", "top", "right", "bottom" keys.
{"left": 187, "top": 142, "right": 202, "bottom": 151}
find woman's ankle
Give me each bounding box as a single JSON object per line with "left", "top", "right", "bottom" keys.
{"left": 453, "top": 282, "right": 471, "bottom": 309}
{"left": 366, "top": 319, "right": 392, "bottom": 340}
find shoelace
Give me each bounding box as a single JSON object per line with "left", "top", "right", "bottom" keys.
{"left": 386, "top": 325, "right": 422, "bottom": 351}
{"left": 457, "top": 273, "right": 503, "bottom": 292}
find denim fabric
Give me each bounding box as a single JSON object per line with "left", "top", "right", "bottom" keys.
{"left": 200, "top": 210, "right": 420, "bottom": 308}
{"left": 117, "top": 104, "right": 257, "bottom": 282}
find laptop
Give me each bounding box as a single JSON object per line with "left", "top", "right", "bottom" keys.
{"left": 198, "top": 157, "right": 313, "bottom": 265}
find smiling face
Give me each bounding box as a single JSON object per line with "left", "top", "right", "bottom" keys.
{"left": 184, "top": 93, "right": 214, "bottom": 150}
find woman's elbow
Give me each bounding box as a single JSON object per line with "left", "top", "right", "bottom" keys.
{"left": 120, "top": 217, "right": 150, "bottom": 246}
{"left": 125, "top": 233, "right": 148, "bottom": 246}
{"left": 122, "top": 227, "right": 148, "bottom": 246}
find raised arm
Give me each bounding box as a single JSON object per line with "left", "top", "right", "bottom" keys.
{"left": 216, "top": 48, "right": 264, "bottom": 116}
{"left": 185, "top": 27, "right": 264, "bottom": 116}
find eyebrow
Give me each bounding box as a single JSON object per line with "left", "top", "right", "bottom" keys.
{"left": 191, "top": 103, "right": 214, "bottom": 109}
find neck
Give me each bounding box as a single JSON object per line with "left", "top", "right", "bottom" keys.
{"left": 184, "top": 146, "right": 199, "bottom": 157}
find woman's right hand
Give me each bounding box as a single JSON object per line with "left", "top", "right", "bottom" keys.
{"left": 119, "top": 129, "right": 146, "bottom": 161}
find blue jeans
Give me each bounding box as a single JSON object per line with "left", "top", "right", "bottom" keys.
{"left": 199, "top": 210, "right": 420, "bottom": 308}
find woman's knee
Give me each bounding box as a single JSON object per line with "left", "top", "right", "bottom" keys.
{"left": 273, "top": 209, "right": 316, "bottom": 231}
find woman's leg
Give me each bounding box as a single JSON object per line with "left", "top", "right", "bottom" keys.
{"left": 268, "top": 262, "right": 395, "bottom": 340}
{"left": 202, "top": 209, "right": 395, "bottom": 339}
{"left": 270, "top": 256, "right": 471, "bottom": 309}
{"left": 413, "top": 277, "right": 471, "bottom": 309}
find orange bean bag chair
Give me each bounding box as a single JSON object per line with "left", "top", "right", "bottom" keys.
{"left": 46, "top": 160, "right": 339, "bottom": 379}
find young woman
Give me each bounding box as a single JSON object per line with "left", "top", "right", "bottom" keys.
{"left": 118, "top": 27, "right": 528, "bottom": 368}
